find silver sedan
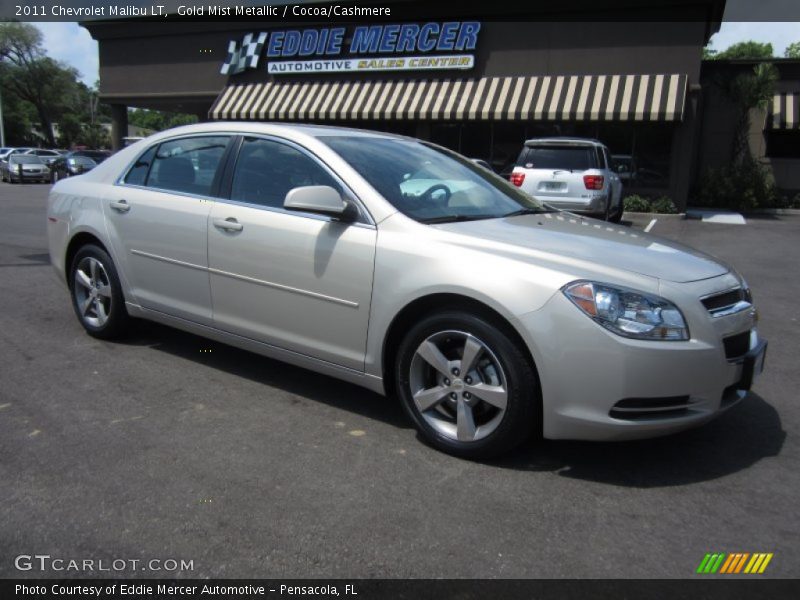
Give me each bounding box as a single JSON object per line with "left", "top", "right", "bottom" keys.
{"left": 47, "top": 123, "right": 766, "bottom": 458}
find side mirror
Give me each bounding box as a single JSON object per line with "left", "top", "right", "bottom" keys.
{"left": 284, "top": 185, "right": 358, "bottom": 221}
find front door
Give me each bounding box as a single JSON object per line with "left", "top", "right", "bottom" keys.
{"left": 208, "top": 136, "right": 376, "bottom": 371}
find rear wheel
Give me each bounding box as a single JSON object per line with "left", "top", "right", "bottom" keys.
{"left": 69, "top": 245, "right": 129, "bottom": 339}
{"left": 395, "top": 310, "right": 539, "bottom": 459}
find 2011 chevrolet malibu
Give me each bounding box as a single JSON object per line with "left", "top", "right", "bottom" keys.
{"left": 47, "top": 123, "right": 767, "bottom": 458}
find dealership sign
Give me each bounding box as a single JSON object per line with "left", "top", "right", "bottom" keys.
{"left": 221, "top": 22, "right": 481, "bottom": 76}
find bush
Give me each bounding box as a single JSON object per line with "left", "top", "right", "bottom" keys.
{"left": 623, "top": 195, "right": 651, "bottom": 212}
{"left": 650, "top": 196, "right": 678, "bottom": 214}
{"left": 694, "top": 160, "right": 779, "bottom": 211}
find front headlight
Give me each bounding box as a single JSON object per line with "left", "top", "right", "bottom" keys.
{"left": 563, "top": 281, "right": 689, "bottom": 341}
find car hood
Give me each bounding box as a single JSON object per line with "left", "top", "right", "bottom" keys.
{"left": 433, "top": 212, "right": 729, "bottom": 283}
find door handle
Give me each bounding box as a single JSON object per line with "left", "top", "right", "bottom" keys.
{"left": 213, "top": 217, "right": 243, "bottom": 232}
{"left": 110, "top": 199, "right": 130, "bottom": 213}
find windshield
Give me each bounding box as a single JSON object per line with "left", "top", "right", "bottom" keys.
{"left": 321, "top": 136, "right": 547, "bottom": 223}
{"left": 68, "top": 156, "right": 97, "bottom": 167}
{"left": 77, "top": 151, "right": 109, "bottom": 162}
{"left": 518, "top": 145, "right": 598, "bottom": 171}
{"left": 9, "top": 156, "right": 43, "bottom": 164}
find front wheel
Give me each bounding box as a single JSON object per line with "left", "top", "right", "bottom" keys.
{"left": 69, "top": 244, "right": 129, "bottom": 339}
{"left": 395, "top": 311, "right": 540, "bottom": 459}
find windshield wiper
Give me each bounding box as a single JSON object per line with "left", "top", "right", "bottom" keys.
{"left": 502, "top": 208, "right": 556, "bottom": 218}
{"left": 420, "top": 214, "right": 498, "bottom": 224}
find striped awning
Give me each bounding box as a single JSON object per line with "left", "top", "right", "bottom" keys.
{"left": 767, "top": 92, "right": 799, "bottom": 130}
{"left": 210, "top": 74, "right": 688, "bottom": 122}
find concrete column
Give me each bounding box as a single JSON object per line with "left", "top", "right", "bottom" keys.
{"left": 110, "top": 104, "right": 128, "bottom": 152}
{"left": 669, "top": 88, "right": 700, "bottom": 211}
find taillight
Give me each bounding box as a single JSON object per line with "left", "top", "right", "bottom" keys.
{"left": 583, "top": 175, "right": 604, "bottom": 190}
{"left": 510, "top": 172, "right": 525, "bottom": 187}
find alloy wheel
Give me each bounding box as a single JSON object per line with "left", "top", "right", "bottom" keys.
{"left": 409, "top": 330, "right": 508, "bottom": 443}
{"left": 73, "top": 256, "right": 113, "bottom": 328}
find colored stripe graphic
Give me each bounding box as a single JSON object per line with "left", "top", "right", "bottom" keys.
{"left": 758, "top": 554, "right": 774, "bottom": 573}
{"left": 696, "top": 554, "right": 713, "bottom": 573}
{"left": 719, "top": 554, "right": 736, "bottom": 573}
{"left": 721, "top": 553, "right": 740, "bottom": 574}
{"left": 698, "top": 553, "right": 774, "bottom": 574}
{"left": 734, "top": 553, "right": 750, "bottom": 573}
{"left": 702, "top": 553, "right": 725, "bottom": 573}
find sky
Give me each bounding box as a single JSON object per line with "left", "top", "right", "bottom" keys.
{"left": 33, "top": 21, "right": 800, "bottom": 87}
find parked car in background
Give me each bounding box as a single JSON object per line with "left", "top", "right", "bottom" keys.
{"left": 1, "top": 154, "right": 50, "bottom": 183}
{"left": 0, "top": 147, "right": 15, "bottom": 161}
{"left": 23, "top": 148, "right": 63, "bottom": 166}
{"left": 48, "top": 154, "right": 98, "bottom": 182}
{"left": 510, "top": 137, "right": 623, "bottom": 222}
{"left": 8, "top": 147, "right": 35, "bottom": 157}
{"left": 71, "top": 149, "right": 111, "bottom": 164}
{"left": 47, "top": 122, "right": 765, "bottom": 458}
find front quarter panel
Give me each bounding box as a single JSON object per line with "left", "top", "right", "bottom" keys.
{"left": 365, "top": 213, "right": 579, "bottom": 378}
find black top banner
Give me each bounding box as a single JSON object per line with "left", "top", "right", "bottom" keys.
{"left": 2, "top": 0, "right": 800, "bottom": 23}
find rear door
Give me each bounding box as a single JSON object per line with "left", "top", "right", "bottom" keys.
{"left": 103, "top": 134, "right": 232, "bottom": 326}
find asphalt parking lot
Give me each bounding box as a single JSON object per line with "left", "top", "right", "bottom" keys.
{"left": 0, "top": 182, "right": 797, "bottom": 579}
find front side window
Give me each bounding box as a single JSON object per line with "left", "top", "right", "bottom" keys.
{"left": 322, "top": 136, "right": 547, "bottom": 223}
{"left": 230, "top": 137, "right": 341, "bottom": 209}
{"left": 145, "top": 136, "right": 229, "bottom": 196}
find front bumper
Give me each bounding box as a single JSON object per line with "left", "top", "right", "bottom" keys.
{"left": 10, "top": 170, "right": 48, "bottom": 181}
{"left": 518, "top": 286, "right": 763, "bottom": 441}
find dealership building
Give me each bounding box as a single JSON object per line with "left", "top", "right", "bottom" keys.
{"left": 83, "top": 0, "right": 800, "bottom": 208}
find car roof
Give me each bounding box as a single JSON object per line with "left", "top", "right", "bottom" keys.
{"left": 524, "top": 137, "right": 605, "bottom": 147}
{"left": 137, "top": 121, "right": 405, "bottom": 144}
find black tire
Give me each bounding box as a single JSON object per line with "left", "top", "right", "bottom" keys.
{"left": 69, "top": 244, "right": 129, "bottom": 340}
{"left": 609, "top": 198, "right": 624, "bottom": 223}
{"left": 395, "top": 310, "right": 540, "bottom": 459}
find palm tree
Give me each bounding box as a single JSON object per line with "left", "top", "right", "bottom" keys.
{"left": 720, "top": 63, "right": 778, "bottom": 165}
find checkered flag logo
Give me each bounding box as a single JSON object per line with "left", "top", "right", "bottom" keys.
{"left": 220, "top": 32, "right": 267, "bottom": 75}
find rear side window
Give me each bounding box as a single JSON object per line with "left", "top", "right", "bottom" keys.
{"left": 517, "top": 145, "right": 598, "bottom": 171}
{"left": 124, "top": 146, "right": 156, "bottom": 186}
{"left": 145, "top": 136, "right": 229, "bottom": 196}
{"left": 230, "top": 137, "right": 341, "bottom": 209}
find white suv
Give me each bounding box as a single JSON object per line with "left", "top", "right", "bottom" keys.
{"left": 510, "top": 137, "right": 623, "bottom": 222}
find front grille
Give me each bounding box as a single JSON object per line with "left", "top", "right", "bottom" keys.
{"left": 701, "top": 288, "right": 746, "bottom": 314}
{"left": 723, "top": 331, "right": 750, "bottom": 361}
{"left": 610, "top": 395, "right": 694, "bottom": 420}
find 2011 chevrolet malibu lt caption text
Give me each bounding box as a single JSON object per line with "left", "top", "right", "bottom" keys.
{"left": 46, "top": 122, "right": 766, "bottom": 458}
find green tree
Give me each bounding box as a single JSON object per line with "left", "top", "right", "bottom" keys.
{"left": 0, "top": 67, "right": 38, "bottom": 145}
{"left": 720, "top": 63, "right": 779, "bottom": 164}
{"left": 0, "top": 22, "right": 82, "bottom": 146}
{"left": 785, "top": 41, "right": 800, "bottom": 58}
{"left": 57, "top": 113, "right": 83, "bottom": 148}
{"left": 128, "top": 108, "right": 197, "bottom": 132}
{"left": 711, "top": 41, "right": 774, "bottom": 60}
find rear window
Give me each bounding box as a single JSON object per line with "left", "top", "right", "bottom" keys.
{"left": 517, "top": 145, "right": 598, "bottom": 171}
